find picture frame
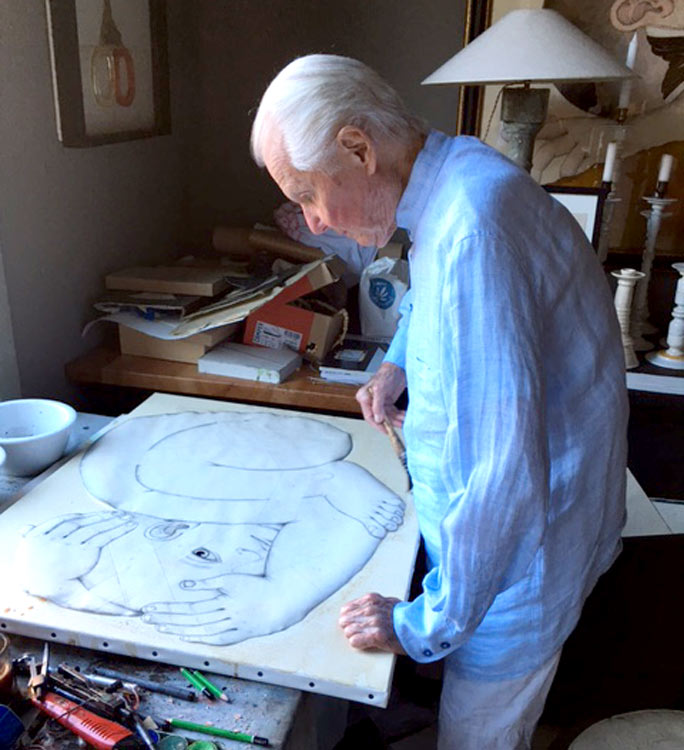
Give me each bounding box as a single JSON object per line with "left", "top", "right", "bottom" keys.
{"left": 456, "top": 0, "right": 493, "bottom": 135}
{"left": 45, "top": 0, "right": 171, "bottom": 147}
{"left": 544, "top": 186, "right": 608, "bottom": 250}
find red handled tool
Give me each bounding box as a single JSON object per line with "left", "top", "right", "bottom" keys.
{"left": 32, "top": 691, "right": 144, "bottom": 749}
{"left": 27, "top": 644, "right": 144, "bottom": 749}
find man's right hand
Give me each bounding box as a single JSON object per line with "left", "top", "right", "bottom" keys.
{"left": 356, "top": 362, "right": 406, "bottom": 433}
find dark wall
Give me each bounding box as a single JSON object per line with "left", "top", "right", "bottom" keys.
{"left": 171, "top": 0, "right": 466, "bottom": 248}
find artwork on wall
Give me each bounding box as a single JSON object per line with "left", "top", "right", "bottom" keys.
{"left": 460, "top": 0, "right": 684, "bottom": 253}
{"left": 45, "top": 0, "right": 171, "bottom": 146}
{"left": 0, "top": 393, "right": 418, "bottom": 706}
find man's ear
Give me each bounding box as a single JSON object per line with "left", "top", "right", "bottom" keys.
{"left": 336, "top": 126, "right": 377, "bottom": 174}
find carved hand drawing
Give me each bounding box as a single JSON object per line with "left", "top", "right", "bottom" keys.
{"left": 17, "top": 412, "right": 404, "bottom": 645}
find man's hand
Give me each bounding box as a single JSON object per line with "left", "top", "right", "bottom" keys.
{"left": 339, "top": 592, "right": 406, "bottom": 654}
{"left": 356, "top": 362, "right": 407, "bottom": 434}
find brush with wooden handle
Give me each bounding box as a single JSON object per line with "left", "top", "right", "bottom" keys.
{"left": 368, "top": 386, "right": 408, "bottom": 473}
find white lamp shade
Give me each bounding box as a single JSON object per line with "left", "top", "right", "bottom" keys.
{"left": 423, "top": 9, "right": 635, "bottom": 86}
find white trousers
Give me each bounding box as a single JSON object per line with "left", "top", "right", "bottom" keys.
{"left": 438, "top": 651, "right": 562, "bottom": 750}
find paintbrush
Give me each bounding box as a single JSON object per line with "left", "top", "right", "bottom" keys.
{"left": 368, "top": 387, "right": 408, "bottom": 475}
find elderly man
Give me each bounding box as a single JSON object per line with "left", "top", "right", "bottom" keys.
{"left": 250, "top": 55, "right": 628, "bottom": 750}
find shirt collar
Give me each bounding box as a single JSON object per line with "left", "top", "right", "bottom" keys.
{"left": 396, "top": 129, "right": 451, "bottom": 240}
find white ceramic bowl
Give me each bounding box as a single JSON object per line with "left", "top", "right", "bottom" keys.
{"left": 0, "top": 399, "right": 77, "bottom": 476}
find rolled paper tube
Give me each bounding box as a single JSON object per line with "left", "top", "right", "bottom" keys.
{"left": 212, "top": 226, "right": 254, "bottom": 257}
{"left": 248, "top": 229, "right": 325, "bottom": 263}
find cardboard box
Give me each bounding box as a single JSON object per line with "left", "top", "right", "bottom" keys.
{"left": 242, "top": 255, "right": 347, "bottom": 361}
{"left": 198, "top": 342, "right": 302, "bottom": 383}
{"left": 119, "top": 323, "right": 239, "bottom": 364}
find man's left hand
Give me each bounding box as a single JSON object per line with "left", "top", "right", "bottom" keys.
{"left": 339, "top": 592, "right": 406, "bottom": 654}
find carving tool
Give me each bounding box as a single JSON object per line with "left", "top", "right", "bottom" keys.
{"left": 26, "top": 646, "right": 145, "bottom": 749}
{"left": 92, "top": 666, "right": 198, "bottom": 702}
{"left": 164, "top": 717, "right": 270, "bottom": 746}
{"left": 180, "top": 667, "right": 213, "bottom": 700}
{"left": 191, "top": 670, "right": 231, "bottom": 703}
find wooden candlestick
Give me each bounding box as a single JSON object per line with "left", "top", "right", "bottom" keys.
{"left": 646, "top": 263, "right": 684, "bottom": 370}
{"left": 612, "top": 268, "right": 645, "bottom": 369}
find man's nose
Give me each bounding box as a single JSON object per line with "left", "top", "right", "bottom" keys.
{"left": 302, "top": 206, "right": 328, "bottom": 235}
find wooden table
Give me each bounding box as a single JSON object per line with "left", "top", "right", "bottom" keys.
{"left": 66, "top": 347, "right": 361, "bottom": 415}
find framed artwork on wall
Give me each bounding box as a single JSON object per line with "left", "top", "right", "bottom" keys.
{"left": 45, "top": 0, "right": 171, "bottom": 147}
{"left": 458, "top": 0, "right": 684, "bottom": 254}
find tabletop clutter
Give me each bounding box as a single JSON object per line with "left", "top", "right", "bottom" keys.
{"left": 85, "top": 223, "right": 408, "bottom": 386}
{"left": 0, "top": 636, "right": 271, "bottom": 749}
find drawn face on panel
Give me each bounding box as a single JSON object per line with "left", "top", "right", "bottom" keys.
{"left": 89, "top": 516, "right": 279, "bottom": 612}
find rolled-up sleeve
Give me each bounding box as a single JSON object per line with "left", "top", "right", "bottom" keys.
{"left": 393, "top": 233, "right": 550, "bottom": 662}
{"left": 383, "top": 288, "right": 412, "bottom": 371}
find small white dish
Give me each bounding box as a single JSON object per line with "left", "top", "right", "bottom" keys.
{"left": 0, "top": 399, "right": 77, "bottom": 476}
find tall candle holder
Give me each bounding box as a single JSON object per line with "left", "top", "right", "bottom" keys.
{"left": 612, "top": 268, "right": 645, "bottom": 369}
{"left": 646, "top": 262, "right": 684, "bottom": 370}
{"left": 597, "top": 191, "right": 622, "bottom": 266}
{"left": 630, "top": 195, "right": 678, "bottom": 351}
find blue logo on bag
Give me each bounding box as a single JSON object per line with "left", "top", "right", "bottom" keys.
{"left": 369, "top": 279, "right": 395, "bottom": 309}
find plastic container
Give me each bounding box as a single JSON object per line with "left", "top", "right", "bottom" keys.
{"left": 0, "top": 398, "right": 76, "bottom": 476}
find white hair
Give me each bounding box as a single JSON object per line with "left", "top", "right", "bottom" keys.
{"left": 251, "top": 54, "right": 427, "bottom": 173}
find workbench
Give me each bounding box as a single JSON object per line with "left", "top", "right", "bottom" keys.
{"left": 66, "top": 347, "right": 360, "bottom": 415}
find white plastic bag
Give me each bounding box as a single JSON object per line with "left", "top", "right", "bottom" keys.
{"left": 359, "top": 257, "right": 409, "bottom": 340}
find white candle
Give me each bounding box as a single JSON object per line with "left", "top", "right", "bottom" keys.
{"left": 602, "top": 142, "right": 618, "bottom": 183}
{"left": 618, "top": 32, "right": 638, "bottom": 110}
{"left": 658, "top": 154, "right": 675, "bottom": 183}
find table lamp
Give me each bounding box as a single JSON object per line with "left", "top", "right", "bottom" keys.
{"left": 423, "top": 9, "right": 634, "bottom": 172}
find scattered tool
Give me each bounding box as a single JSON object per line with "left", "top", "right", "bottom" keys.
{"left": 164, "top": 717, "right": 270, "bottom": 746}
{"left": 180, "top": 667, "right": 213, "bottom": 700}
{"left": 190, "top": 670, "right": 231, "bottom": 703}
{"left": 92, "top": 666, "right": 198, "bottom": 702}
{"left": 24, "top": 646, "right": 145, "bottom": 749}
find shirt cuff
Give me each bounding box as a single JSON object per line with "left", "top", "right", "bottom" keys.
{"left": 393, "top": 598, "right": 459, "bottom": 663}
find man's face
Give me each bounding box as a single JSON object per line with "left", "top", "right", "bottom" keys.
{"left": 262, "top": 127, "right": 397, "bottom": 248}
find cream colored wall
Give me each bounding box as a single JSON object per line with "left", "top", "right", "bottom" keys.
{"left": 0, "top": 2, "right": 188, "bottom": 404}
{"left": 0, "top": 242, "right": 20, "bottom": 400}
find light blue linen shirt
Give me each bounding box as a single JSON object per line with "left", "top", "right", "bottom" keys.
{"left": 387, "top": 131, "right": 628, "bottom": 680}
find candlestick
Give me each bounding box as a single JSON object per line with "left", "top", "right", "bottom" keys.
{"left": 617, "top": 32, "right": 637, "bottom": 114}
{"left": 597, "top": 139, "right": 623, "bottom": 265}
{"left": 612, "top": 268, "right": 645, "bottom": 369}
{"left": 646, "top": 263, "right": 684, "bottom": 370}
{"left": 655, "top": 153, "right": 675, "bottom": 197}
{"left": 630, "top": 195, "right": 678, "bottom": 350}
{"left": 602, "top": 142, "right": 618, "bottom": 184}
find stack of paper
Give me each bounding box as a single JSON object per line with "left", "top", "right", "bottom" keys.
{"left": 198, "top": 342, "right": 302, "bottom": 383}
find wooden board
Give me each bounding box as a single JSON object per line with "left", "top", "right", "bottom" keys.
{"left": 0, "top": 393, "right": 418, "bottom": 707}
{"left": 105, "top": 266, "right": 232, "bottom": 297}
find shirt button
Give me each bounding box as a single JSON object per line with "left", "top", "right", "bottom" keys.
{"left": 423, "top": 649, "right": 433, "bottom": 657}
{"left": 440, "top": 642, "right": 451, "bottom": 649}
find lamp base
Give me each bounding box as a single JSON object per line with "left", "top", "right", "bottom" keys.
{"left": 500, "top": 87, "right": 550, "bottom": 172}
